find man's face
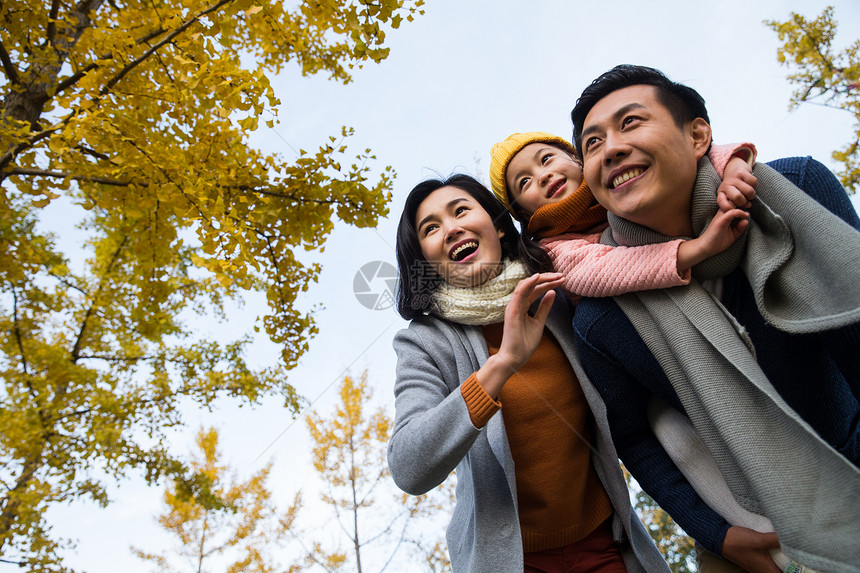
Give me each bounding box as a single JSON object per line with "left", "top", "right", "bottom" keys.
{"left": 579, "top": 85, "right": 711, "bottom": 236}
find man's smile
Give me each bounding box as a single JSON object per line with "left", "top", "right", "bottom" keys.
{"left": 609, "top": 166, "right": 646, "bottom": 190}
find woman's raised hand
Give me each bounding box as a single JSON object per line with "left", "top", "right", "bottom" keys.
{"left": 500, "top": 273, "right": 565, "bottom": 370}
{"left": 475, "top": 273, "right": 564, "bottom": 398}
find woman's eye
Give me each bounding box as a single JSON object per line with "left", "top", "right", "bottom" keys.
{"left": 455, "top": 206, "right": 468, "bottom": 215}
{"left": 423, "top": 224, "right": 438, "bottom": 235}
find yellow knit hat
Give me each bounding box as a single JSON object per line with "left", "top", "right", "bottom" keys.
{"left": 489, "top": 132, "right": 577, "bottom": 213}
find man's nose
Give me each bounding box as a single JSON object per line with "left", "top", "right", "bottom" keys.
{"left": 602, "top": 132, "right": 629, "bottom": 164}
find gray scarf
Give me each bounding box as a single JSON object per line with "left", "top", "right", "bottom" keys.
{"left": 604, "top": 158, "right": 860, "bottom": 572}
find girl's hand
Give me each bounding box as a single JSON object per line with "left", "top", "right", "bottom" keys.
{"left": 475, "top": 273, "right": 564, "bottom": 398}
{"left": 677, "top": 208, "right": 750, "bottom": 272}
{"left": 718, "top": 156, "right": 758, "bottom": 211}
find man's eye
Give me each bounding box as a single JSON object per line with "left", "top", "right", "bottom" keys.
{"left": 584, "top": 137, "right": 600, "bottom": 152}
{"left": 622, "top": 116, "right": 637, "bottom": 127}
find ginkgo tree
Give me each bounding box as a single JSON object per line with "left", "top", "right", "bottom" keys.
{"left": 132, "top": 427, "right": 304, "bottom": 573}
{"left": 0, "top": 0, "right": 423, "bottom": 569}
{"left": 766, "top": 6, "right": 860, "bottom": 192}
{"left": 300, "top": 371, "right": 453, "bottom": 573}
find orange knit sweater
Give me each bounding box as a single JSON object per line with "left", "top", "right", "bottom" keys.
{"left": 460, "top": 324, "right": 613, "bottom": 552}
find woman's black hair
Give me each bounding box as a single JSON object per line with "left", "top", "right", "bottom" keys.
{"left": 395, "top": 173, "right": 552, "bottom": 320}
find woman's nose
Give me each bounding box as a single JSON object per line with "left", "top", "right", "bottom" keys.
{"left": 444, "top": 224, "right": 464, "bottom": 242}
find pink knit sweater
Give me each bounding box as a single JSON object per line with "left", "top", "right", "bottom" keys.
{"left": 542, "top": 143, "right": 755, "bottom": 302}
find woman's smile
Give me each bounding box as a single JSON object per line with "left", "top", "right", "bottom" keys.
{"left": 415, "top": 186, "right": 504, "bottom": 287}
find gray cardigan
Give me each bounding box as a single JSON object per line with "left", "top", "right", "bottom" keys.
{"left": 387, "top": 292, "right": 669, "bottom": 573}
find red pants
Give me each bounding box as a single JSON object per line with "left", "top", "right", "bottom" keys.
{"left": 523, "top": 521, "right": 628, "bottom": 573}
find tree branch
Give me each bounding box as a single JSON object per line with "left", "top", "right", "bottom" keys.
{"left": 0, "top": 39, "right": 19, "bottom": 84}
{"left": 11, "top": 290, "right": 30, "bottom": 376}
{"left": 71, "top": 235, "right": 129, "bottom": 362}
{"left": 46, "top": 0, "right": 61, "bottom": 48}
{"left": 16, "top": 167, "right": 132, "bottom": 186}
{"left": 54, "top": 27, "right": 168, "bottom": 96}
{"left": 5, "top": 167, "right": 138, "bottom": 187}
{"left": 102, "top": 0, "right": 234, "bottom": 94}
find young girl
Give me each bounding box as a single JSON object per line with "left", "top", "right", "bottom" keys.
{"left": 387, "top": 173, "right": 671, "bottom": 573}
{"left": 489, "top": 132, "right": 757, "bottom": 301}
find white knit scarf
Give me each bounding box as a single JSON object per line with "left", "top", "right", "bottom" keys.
{"left": 430, "top": 259, "right": 530, "bottom": 325}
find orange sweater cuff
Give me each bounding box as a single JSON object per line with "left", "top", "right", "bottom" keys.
{"left": 460, "top": 374, "right": 501, "bottom": 428}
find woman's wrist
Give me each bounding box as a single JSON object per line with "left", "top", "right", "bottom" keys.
{"left": 476, "top": 353, "right": 517, "bottom": 399}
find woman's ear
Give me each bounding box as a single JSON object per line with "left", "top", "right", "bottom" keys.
{"left": 690, "top": 117, "right": 712, "bottom": 159}
{"left": 496, "top": 227, "right": 505, "bottom": 239}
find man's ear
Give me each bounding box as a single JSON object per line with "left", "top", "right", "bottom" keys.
{"left": 690, "top": 117, "right": 712, "bottom": 159}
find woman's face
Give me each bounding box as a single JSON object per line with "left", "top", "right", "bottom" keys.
{"left": 414, "top": 186, "right": 505, "bottom": 288}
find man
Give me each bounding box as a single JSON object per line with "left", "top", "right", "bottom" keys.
{"left": 570, "top": 64, "right": 860, "bottom": 573}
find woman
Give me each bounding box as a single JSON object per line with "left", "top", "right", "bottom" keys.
{"left": 387, "top": 174, "right": 669, "bottom": 573}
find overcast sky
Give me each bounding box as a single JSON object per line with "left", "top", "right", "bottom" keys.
{"left": 40, "top": 1, "right": 860, "bottom": 571}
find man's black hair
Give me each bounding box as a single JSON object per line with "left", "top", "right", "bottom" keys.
{"left": 571, "top": 64, "right": 710, "bottom": 156}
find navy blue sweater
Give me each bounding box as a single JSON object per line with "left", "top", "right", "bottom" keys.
{"left": 573, "top": 156, "right": 860, "bottom": 555}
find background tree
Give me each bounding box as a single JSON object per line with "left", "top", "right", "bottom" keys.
{"left": 0, "top": 0, "right": 423, "bottom": 569}
{"left": 301, "top": 371, "right": 452, "bottom": 573}
{"left": 624, "top": 468, "right": 696, "bottom": 573}
{"left": 766, "top": 6, "right": 860, "bottom": 192}
{"left": 132, "top": 426, "right": 303, "bottom": 573}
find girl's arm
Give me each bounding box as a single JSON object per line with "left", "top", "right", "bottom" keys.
{"left": 541, "top": 143, "right": 760, "bottom": 298}
{"left": 541, "top": 233, "right": 690, "bottom": 298}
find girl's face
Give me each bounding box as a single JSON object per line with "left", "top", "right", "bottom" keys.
{"left": 414, "top": 186, "right": 505, "bottom": 288}
{"left": 505, "top": 143, "right": 584, "bottom": 219}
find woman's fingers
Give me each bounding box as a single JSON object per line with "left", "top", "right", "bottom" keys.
{"left": 525, "top": 273, "right": 564, "bottom": 304}
{"left": 508, "top": 273, "right": 563, "bottom": 320}
{"left": 531, "top": 289, "right": 556, "bottom": 324}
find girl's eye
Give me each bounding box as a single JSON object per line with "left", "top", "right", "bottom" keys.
{"left": 519, "top": 176, "right": 531, "bottom": 190}
{"left": 541, "top": 153, "right": 552, "bottom": 165}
